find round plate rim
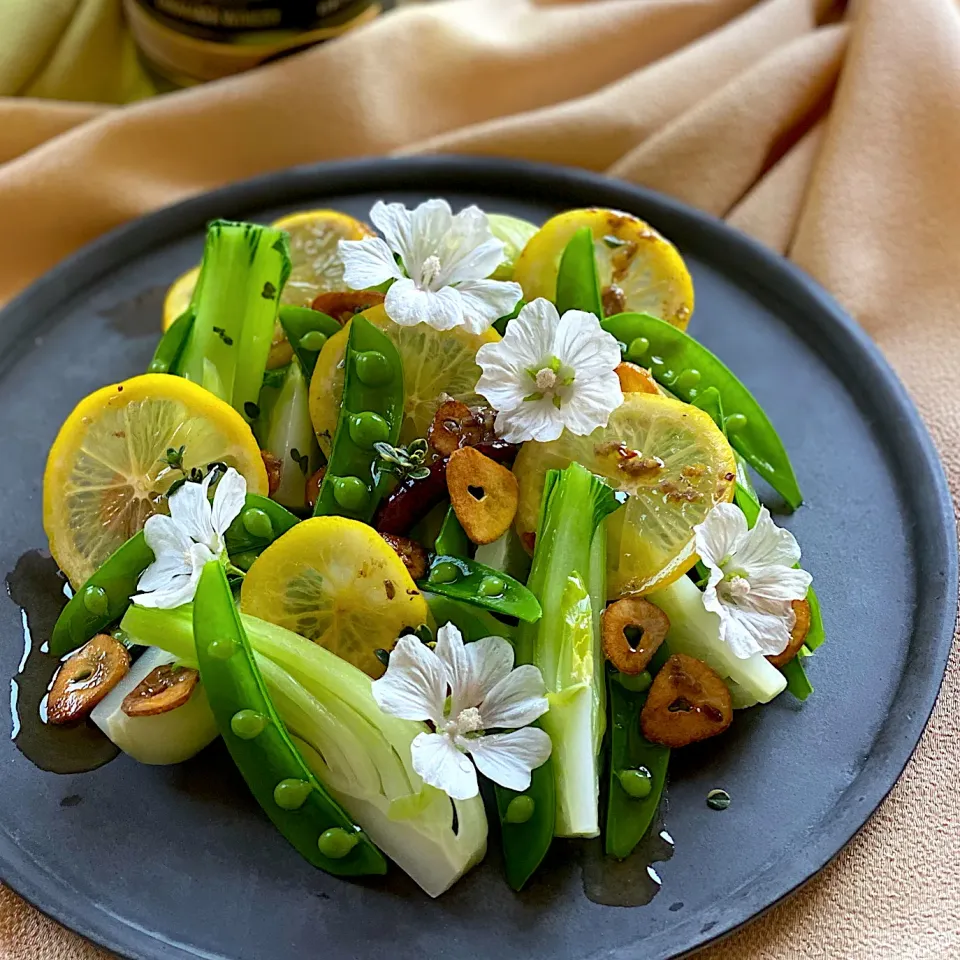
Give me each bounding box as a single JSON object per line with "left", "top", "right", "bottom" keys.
{"left": 0, "top": 155, "right": 955, "bottom": 960}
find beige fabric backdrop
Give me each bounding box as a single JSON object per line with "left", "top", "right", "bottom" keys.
{"left": 2, "top": 0, "right": 959, "bottom": 956}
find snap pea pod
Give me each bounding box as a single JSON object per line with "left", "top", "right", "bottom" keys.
{"left": 277, "top": 305, "right": 341, "bottom": 384}
{"left": 555, "top": 227, "right": 603, "bottom": 318}
{"left": 224, "top": 495, "right": 301, "bottom": 571}
{"left": 417, "top": 555, "right": 541, "bottom": 623}
{"left": 51, "top": 494, "right": 299, "bottom": 656}
{"left": 493, "top": 299, "right": 525, "bottom": 336}
{"left": 423, "top": 593, "right": 516, "bottom": 644}
{"left": 434, "top": 505, "right": 470, "bottom": 558}
{"left": 601, "top": 312, "right": 803, "bottom": 509}
{"left": 193, "top": 561, "right": 386, "bottom": 877}
{"left": 495, "top": 760, "right": 556, "bottom": 891}
{"left": 781, "top": 657, "right": 814, "bottom": 700}
{"left": 313, "top": 316, "right": 403, "bottom": 521}
{"left": 147, "top": 308, "right": 195, "bottom": 375}
{"left": 604, "top": 649, "right": 671, "bottom": 860}
{"left": 692, "top": 386, "right": 760, "bottom": 515}
{"left": 50, "top": 532, "right": 155, "bottom": 656}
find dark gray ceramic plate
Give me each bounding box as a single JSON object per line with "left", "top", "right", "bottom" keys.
{"left": 0, "top": 158, "right": 954, "bottom": 960}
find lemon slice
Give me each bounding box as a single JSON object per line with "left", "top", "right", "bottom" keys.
{"left": 272, "top": 209, "right": 374, "bottom": 307}
{"left": 308, "top": 305, "right": 499, "bottom": 457}
{"left": 240, "top": 517, "right": 429, "bottom": 677}
{"left": 513, "top": 393, "right": 735, "bottom": 598}
{"left": 44, "top": 374, "right": 268, "bottom": 587}
{"left": 162, "top": 265, "right": 201, "bottom": 332}
{"left": 513, "top": 208, "right": 694, "bottom": 328}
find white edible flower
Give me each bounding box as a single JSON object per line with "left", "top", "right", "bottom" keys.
{"left": 132, "top": 468, "right": 246, "bottom": 609}
{"left": 474, "top": 298, "right": 623, "bottom": 443}
{"left": 339, "top": 199, "right": 522, "bottom": 334}
{"left": 372, "top": 623, "right": 552, "bottom": 801}
{"left": 694, "top": 503, "right": 813, "bottom": 659}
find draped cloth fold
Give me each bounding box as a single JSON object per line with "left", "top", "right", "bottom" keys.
{"left": 2, "top": 0, "right": 959, "bottom": 956}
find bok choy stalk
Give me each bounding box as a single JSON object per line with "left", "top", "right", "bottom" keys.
{"left": 120, "top": 604, "right": 487, "bottom": 898}
{"left": 516, "top": 462, "right": 623, "bottom": 838}
{"left": 179, "top": 220, "right": 291, "bottom": 422}
{"left": 255, "top": 360, "right": 320, "bottom": 511}
{"left": 648, "top": 575, "right": 786, "bottom": 704}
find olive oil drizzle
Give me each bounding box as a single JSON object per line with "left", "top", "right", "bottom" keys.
{"left": 6, "top": 550, "right": 118, "bottom": 773}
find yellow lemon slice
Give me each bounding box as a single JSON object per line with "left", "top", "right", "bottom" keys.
{"left": 44, "top": 374, "right": 268, "bottom": 586}
{"left": 271, "top": 209, "right": 374, "bottom": 307}
{"left": 513, "top": 208, "right": 694, "bottom": 328}
{"left": 240, "top": 517, "right": 429, "bottom": 677}
{"left": 308, "top": 305, "right": 499, "bottom": 457}
{"left": 162, "top": 265, "right": 201, "bottom": 332}
{"left": 513, "top": 393, "right": 735, "bottom": 598}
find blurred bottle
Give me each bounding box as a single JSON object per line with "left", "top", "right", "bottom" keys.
{"left": 125, "top": 0, "right": 383, "bottom": 87}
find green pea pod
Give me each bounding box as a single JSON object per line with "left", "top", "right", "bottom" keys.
{"left": 781, "top": 656, "right": 814, "bottom": 700}
{"left": 693, "top": 388, "right": 760, "bottom": 515}
{"left": 224, "top": 495, "right": 301, "bottom": 570}
{"left": 493, "top": 299, "right": 525, "bottom": 336}
{"left": 50, "top": 532, "right": 155, "bottom": 656}
{"left": 194, "top": 561, "right": 386, "bottom": 877}
{"left": 147, "top": 309, "right": 195, "bottom": 375}
{"left": 604, "top": 664, "right": 670, "bottom": 860}
{"left": 313, "top": 316, "right": 403, "bottom": 521}
{"left": 602, "top": 312, "right": 803, "bottom": 509}
{"left": 51, "top": 494, "right": 299, "bottom": 656}
{"left": 555, "top": 227, "right": 603, "bottom": 318}
{"left": 495, "top": 759, "right": 556, "bottom": 891}
{"left": 424, "top": 593, "right": 516, "bottom": 644}
{"left": 805, "top": 586, "right": 826, "bottom": 652}
{"left": 417, "top": 555, "right": 541, "bottom": 623}
{"left": 434, "top": 506, "right": 470, "bottom": 558}
{"left": 691, "top": 384, "right": 724, "bottom": 429}
{"left": 278, "top": 305, "right": 342, "bottom": 384}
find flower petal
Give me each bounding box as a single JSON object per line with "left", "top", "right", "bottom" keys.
{"left": 369, "top": 200, "right": 414, "bottom": 261}
{"left": 410, "top": 732, "right": 478, "bottom": 800}
{"left": 439, "top": 206, "right": 501, "bottom": 284}
{"left": 339, "top": 236, "right": 402, "bottom": 290}
{"left": 554, "top": 309, "right": 623, "bottom": 379}
{"left": 480, "top": 664, "right": 549, "bottom": 730}
{"left": 136, "top": 551, "right": 192, "bottom": 592}
{"left": 559, "top": 372, "right": 623, "bottom": 436}
{"left": 371, "top": 635, "right": 448, "bottom": 723}
{"left": 494, "top": 397, "right": 565, "bottom": 443}
{"left": 211, "top": 468, "right": 246, "bottom": 539}
{"left": 744, "top": 566, "right": 813, "bottom": 604}
{"left": 385, "top": 278, "right": 464, "bottom": 330}
{"left": 133, "top": 542, "right": 213, "bottom": 609}
{"left": 450, "top": 634, "right": 516, "bottom": 716}
{"left": 694, "top": 503, "right": 748, "bottom": 570}
{"left": 502, "top": 298, "right": 559, "bottom": 361}
{"left": 716, "top": 597, "right": 796, "bottom": 658}
{"left": 434, "top": 622, "right": 471, "bottom": 711}
{"left": 168, "top": 472, "right": 216, "bottom": 547}
{"left": 403, "top": 199, "right": 455, "bottom": 279}
{"left": 142, "top": 512, "right": 192, "bottom": 561}
{"left": 452, "top": 279, "right": 523, "bottom": 335}
{"left": 474, "top": 297, "right": 559, "bottom": 414}
{"left": 734, "top": 507, "right": 803, "bottom": 574}
{"left": 466, "top": 727, "right": 552, "bottom": 792}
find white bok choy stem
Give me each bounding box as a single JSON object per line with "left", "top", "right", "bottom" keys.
{"left": 517, "top": 462, "right": 623, "bottom": 839}
{"left": 648, "top": 574, "right": 787, "bottom": 704}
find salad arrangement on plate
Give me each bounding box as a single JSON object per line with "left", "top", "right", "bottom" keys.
{"left": 39, "top": 199, "right": 824, "bottom": 897}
